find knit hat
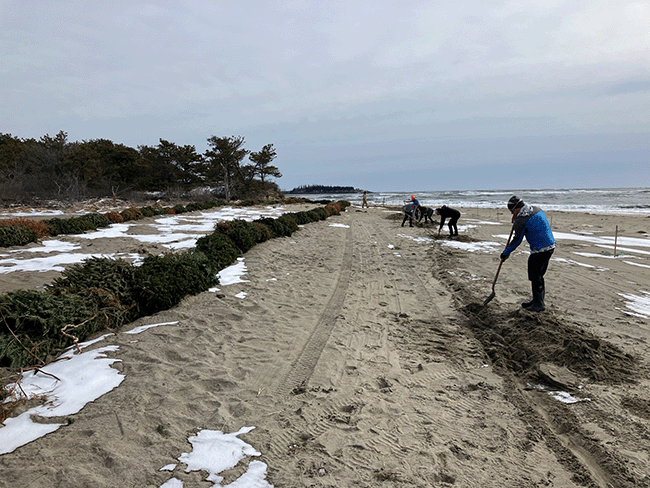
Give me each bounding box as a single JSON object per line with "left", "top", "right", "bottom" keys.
{"left": 507, "top": 195, "right": 524, "bottom": 212}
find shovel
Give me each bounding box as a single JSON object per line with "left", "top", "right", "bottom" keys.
{"left": 482, "top": 225, "right": 515, "bottom": 306}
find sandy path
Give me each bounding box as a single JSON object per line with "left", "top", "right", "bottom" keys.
{"left": 1, "top": 205, "right": 649, "bottom": 487}
{"left": 248, "top": 209, "right": 580, "bottom": 487}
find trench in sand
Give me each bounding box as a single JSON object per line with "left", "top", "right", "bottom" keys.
{"left": 429, "top": 240, "right": 643, "bottom": 488}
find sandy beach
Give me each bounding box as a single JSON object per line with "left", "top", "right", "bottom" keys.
{"left": 1, "top": 203, "right": 650, "bottom": 487}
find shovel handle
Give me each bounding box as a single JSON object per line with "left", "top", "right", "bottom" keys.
{"left": 502, "top": 224, "right": 515, "bottom": 257}
{"left": 492, "top": 225, "right": 515, "bottom": 288}
{"left": 505, "top": 224, "right": 515, "bottom": 247}
{"left": 483, "top": 223, "right": 517, "bottom": 307}
{"left": 492, "top": 260, "right": 504, "bottom": 287}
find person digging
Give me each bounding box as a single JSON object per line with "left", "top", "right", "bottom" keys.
{"left": 500, "top": 196, "right": 556, "bottom": 312}
{"left": 434, "top": 205, "right": 461, "bottom": 238}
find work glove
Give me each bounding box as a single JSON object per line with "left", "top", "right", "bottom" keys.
{"left": 500, "top": 252, "right": 509, "bottom": 262}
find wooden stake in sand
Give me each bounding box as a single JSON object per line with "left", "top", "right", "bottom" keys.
{"left": 614, "top": 225, "right": 618, "bottom": 256}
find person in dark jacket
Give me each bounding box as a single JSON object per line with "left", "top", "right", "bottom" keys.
{"left": 417, "top": 206, "right": 436, "bottom": 224}
{"left": 500, "top": 195, "right": 555, "bottom": 312}
{"left": 435, "top": 206, "right": 461, "bottom": 237}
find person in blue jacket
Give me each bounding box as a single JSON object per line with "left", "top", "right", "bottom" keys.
{"left": 500, "top": 196, "right": 555, "bottom": 312}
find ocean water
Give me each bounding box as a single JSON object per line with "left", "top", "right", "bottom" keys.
{"left": 292, "top": 188, "right": 650, "bottom": 215}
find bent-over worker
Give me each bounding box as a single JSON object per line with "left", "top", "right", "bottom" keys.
{"left": 435, "top": 206, "right": 461, "bottom": 237}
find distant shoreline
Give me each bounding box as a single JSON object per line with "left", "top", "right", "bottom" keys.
{"left": 286, "top": 187, "right": 650, "bottom": 215}
{"left": 284, "top": 185, "right": 365, "bottom": 194}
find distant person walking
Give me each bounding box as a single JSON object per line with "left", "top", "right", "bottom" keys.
{"left": 435, "top": 206, "right": 461, "bottom": 237}
{"left": 361, "top": 191, "right": 369, "bottom": 208}
{"left": 500, "top": 195, "right": 556, "bottom": 312}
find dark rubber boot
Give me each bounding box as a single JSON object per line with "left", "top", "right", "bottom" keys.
{"left": 524, "top": 287, "right": 545, "bottom": 312}
{"left": 522, "top": 283, "right": 535, "bottom": 308}
{"left": 523, "top": 282, "right": 546, "bottom": 309}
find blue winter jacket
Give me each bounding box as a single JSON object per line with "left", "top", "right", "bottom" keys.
{"left": 503, "top": 204, "right": 555, "bottom": 256}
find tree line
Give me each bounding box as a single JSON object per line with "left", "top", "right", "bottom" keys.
{"left": 0, "top": 131, "right": 282, "bottom": 203}
{"left": 285, "top": 185, "right": 361, "bottom": 194}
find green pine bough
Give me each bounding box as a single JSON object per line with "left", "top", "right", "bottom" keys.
{"left": 0, "top": 200, "right": 350, "bottom": 374}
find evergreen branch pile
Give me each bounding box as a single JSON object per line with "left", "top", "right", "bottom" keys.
{"left": 0, "top": 200, "right": 350, "bottom": 374}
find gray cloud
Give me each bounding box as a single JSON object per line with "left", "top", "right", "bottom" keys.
{"left": 606, "top": 80, "right": 650, "bottom": 96}
{"left": 1, "top": 0, "right": 648, "bottom": 191}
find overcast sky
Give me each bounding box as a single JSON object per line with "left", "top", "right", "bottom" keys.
{"left": 1, "top": 1, "right": 649, "bottom": 192}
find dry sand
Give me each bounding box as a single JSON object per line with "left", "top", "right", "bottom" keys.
{"left": 1, "top": 204, "right": 650, "bottom": 487}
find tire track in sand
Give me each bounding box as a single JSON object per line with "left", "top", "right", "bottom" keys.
{"left": 275, "top": 224, "right": 353, "bottom": 396}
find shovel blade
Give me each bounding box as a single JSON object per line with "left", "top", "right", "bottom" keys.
{"left": 482, "top": 260, "right": 504, "bottom": 307}
{"left": 482, "top": 291, "right": 495, "bottom": 306}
